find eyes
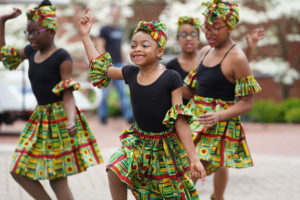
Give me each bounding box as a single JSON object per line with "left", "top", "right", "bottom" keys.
{"left": 130, "top": 42, "right": 151, "bottom": 49}
{"left": 178, "top": 32, "right": 198, "bottom": 39}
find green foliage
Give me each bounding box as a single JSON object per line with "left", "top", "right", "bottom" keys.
{"left": 284, "top": 108, "right": 300, "bottom": 123}
{"left": 243, "top": 99, "right": 282, "bottom": 123}
{"left": 244, "top": 97, "right": 300, "bottom": 123}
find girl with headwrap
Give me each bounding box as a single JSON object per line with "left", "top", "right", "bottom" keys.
{"left": 0, "top": 1, "right": 103, "bottom": 199}
{"left": 80, "top": 8, "right": 205, "bottom": 200}
{"left": 165, "top": 16, "right": 264, "bottom": 106}
{"left": 181, "top": 1, "right": 262, "bottom": 200}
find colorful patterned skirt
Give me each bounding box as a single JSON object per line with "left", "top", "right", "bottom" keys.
{"left": 187, "top": 96, "right": 253, "bottom": 175}
{"left": 10, "top": 101, "right": 103, "bottom": 180}
{"left": 106, "top": 124, "right": 199, "bottom": 200}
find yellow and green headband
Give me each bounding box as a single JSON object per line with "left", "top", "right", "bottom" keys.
{"left": 26, "top": 5, "right": 57, "bottom": 32}
{"left": 202, "top": 0, "right": 239, "bottom": 30}
{"left": 133, "top": 20, "right": 167, "bottom": 49}
{"left": 177, "top": 16, "right": 201, "bottom": 32}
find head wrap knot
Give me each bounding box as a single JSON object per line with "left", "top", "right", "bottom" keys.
{"left": 133, "top": 20, "right": 167, "bottom": 49}
{"left": 26, "top": 5, "right": 57, "bottom": 32}
{"left": 177, "top": 16, "right": 201, "bottom": 32}
{"left": 202, "top": 0, "right": 239, "bottom": 30}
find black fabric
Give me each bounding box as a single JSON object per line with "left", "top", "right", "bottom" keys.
{"left": 122, "top": 65, "right": 183, "bottom": 132}
{"left": 166, "top": 58, "right": 190, "bottom": 105}
{"left": 25, "top": 45, "right": 72, "bottom": 105}
{"left": 99, "top": 25, "right": 122, "bottom": 63}
{"left": 195, "top": 46, "right": 236, "bottom": 101}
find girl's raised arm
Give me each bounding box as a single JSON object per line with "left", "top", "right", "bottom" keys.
{"left": 0, "top": 8, "right": 26, "bottom": 60}
{"left": 79, "top": 8, "right": 123, "bottom": 80}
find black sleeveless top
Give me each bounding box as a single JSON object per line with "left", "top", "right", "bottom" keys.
{"left": 195, "top": 45, "right": 236, "bottom": 101}
{"left": 122, "top": 65, "right": 182, "bottom": 132}
{"left": 166, "top": 58, "right": 190, "bottom": 105}
{"left": 25, "top": 45, "right": 72, "bottom": 105}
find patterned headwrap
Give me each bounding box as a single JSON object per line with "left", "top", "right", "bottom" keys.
{"left": 133, "top": 20, "right": 167, "bottom": 49}
{"left": 202, "top": 0, "right": 239, "bottom": 30}
{"left": 177, "top": 16, "right": 201, "bottom": 32}
{"left": 26, "top": 5, "right": 57, "bottom": 32}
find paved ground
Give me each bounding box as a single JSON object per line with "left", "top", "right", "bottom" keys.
{"left": 0, "top": 114, "right": 300, "bottom": 200}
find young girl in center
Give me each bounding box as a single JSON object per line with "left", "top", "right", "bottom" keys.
{"left": 0, "top": 1, "right": 103, "bottom": 199}
{"left": 79, "top": 8, "right": 205, "bottom": 200}
{"left": 182, "top": 0, "right": 262, "bottom": 200}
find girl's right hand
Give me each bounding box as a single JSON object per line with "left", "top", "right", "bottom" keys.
{"left": 0, "top": 8, "right": 22, "bottom": 22}
{"left": 190, "top": 160, "right": 206, "bottom": 185}
{"left": 79, "top": 8, "right": 94, "bottom": 37}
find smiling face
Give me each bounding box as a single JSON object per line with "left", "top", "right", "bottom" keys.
{"left": 26, "top": 20, "right": 55, "bottom": 51}
{"left": 130, "top": 31, "right": 164, "bottom": 67}
{"left": 202, "top": 17, "right": 231, "bottom": 48}
{"left": 177, "top": 24, "right": 200, "bottom": 54}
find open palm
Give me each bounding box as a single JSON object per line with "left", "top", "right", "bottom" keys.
{"left": 79, "top": 8, "right": 94, "bottom": 37}
{"left": 2, "top": 8, "right": 22, "bottom": 21}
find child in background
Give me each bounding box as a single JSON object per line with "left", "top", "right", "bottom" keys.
{"left": 79, "top": 8, "right": 205, "bottom": 200}
{"left": 166, "top": 16, "right": 264, "bottom": 105}
{"left": 0, "top": 1, "right": 103, "bottom": 199}
{"left": 182, "top": 0, "right": 262, "bottom": 200}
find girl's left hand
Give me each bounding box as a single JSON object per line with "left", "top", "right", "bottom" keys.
{"left": 66, "top": 121, "right": 77, "bottom": 137}
{"left": 198, "top": 112, "right": 220, "bottom": 128}
{"left": 79, "top": 8, "right": 94, "bottom": 37}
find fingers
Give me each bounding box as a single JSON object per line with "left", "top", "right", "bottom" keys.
{"left": 66, "top": 123, "right": 77, "bottom": 137}
{"left": 84, "top": 7, "right": 90, "bottom": 15}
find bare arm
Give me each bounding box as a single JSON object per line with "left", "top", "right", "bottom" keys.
{"left": 182, "top": 84, "right": 195, "bottom": 99}
{"left": 0, "top": 8, "right": 26, "bottom": 60}
{"left": 244, "top": 28, "right": 265, "bottom": 60}
{"left": 95, "top": 37, "right": 106, "bottom": 55}
{"left": 172, "top": 87, "right": 205, "bottom": 184}
{"left": 60, "top": 59, "right": 77, "bottom": 137}
{"left": 79, "top": 8, "right": 123, "bottom": 80}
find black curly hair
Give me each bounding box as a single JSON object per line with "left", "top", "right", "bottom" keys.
{"left": 38, "top": 0, "right": 52, "bottom": 8}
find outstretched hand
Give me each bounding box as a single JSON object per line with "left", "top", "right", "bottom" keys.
{"left": 247, "top": 28, "right": 265, "bottom": 49}
{"left": 79, "top": 8, "right": 94, "bottom": 37}
{"left": 190, "top": 160, "right": 206, "bottom": 185}
{"left": 0, "top": 8, "right": 22, "bottom": 22}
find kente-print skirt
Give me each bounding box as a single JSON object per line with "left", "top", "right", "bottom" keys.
{"left": 107, "top": 124, "right": 199, "bottom": 200}
{"left": 10, "top": 101, "right": 103, "bottom": 180}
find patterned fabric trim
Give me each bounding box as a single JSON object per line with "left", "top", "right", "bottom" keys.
{"left": 184, "top": 66, "right": 198, "bottom": 89}
{"left": 0, "top": 45, "right": 22, "bottom": 70}
{"left": 89, "top": 52, "right": 112, "bottom": 89}
{"left": 163, "top": 104, "right": 196, "bottom": 128}
{"left": 235, "top": 74, "right": 262, "bottom": 97}
{"left": 52, "top": 79, "right": 81, "bottom": 96}
{"left": 177, "top": 16, "right": 201, "bottom": 32}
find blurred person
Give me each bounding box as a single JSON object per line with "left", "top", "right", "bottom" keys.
{"left": 95, "top": 5, "right": 134, "bottom": 125}
{"left": 181, "top": 0, "right": 262, "bottom": 200}
{"left": 80, "top": 8, "right": 206, "bottom": 199}
{"left": 0, "top": 1, "right": 103, "bottom": 199}
{"left": 166, "top": 16, "right": 264, "bottom": 105}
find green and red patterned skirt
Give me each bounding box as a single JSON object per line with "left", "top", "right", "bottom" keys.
{"left": 10, "top": 101, "right": 103, "bottom": 180}
{"left": 107, "top": 124, "right": 199, "bottom": 200}
{"left": 187, "top": 96, "right": 253, "bottom": 175}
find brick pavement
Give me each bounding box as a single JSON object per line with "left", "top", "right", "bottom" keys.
{"left": 0, "top": 115, "right": 300, "bottom": 200}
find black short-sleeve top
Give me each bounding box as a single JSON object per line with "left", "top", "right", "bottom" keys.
{"left": 24, "top": 45, "right": 72, "bottom": 105}
{"left": 122, "top": 65, "right": 182, "bottom": 132}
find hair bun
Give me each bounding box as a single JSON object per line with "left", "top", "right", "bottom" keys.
{"left": 38, "top": 0, "right": 52, "bottom": 8}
